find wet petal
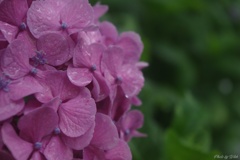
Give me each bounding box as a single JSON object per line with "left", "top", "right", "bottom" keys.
{"left": 1, "top": 40, "right": 30, "bottom": 79}
{"left": 105, "top": 140, "right": 132, "bottom": 160}
{"left": 37, "top": 33, "right": 71, "bottom": 66}
{"left": 0, "top": 0, "right": 28, "bottom": 26}
{"left": 62, "top": 123, "right": 94, "bottom": 150}
{"left": 99, "top": 21, "right": 118, "bottom": 45}
{"left": 60, "top": 0, "right": 93, "bottom": 34}
{"left": 90, "top": 113, "right": 119, "bottom": 150}
{"left": 120, "top": 64, "right": 144, "bottom": 97}
{"left": 59, "top": 91, "right": 96, "bottom": 137}
{"left": 122, "top": 110, "right": 144, "bottom": 131}
{"left": 67, "top": 65, "right": 92, "bottom": 87}
{"left": 93, "top": 3, "right": 108, "bottom": 20}
{"left": 27, "top": 0, "right": 68, "bottom": 38}
{"left": 43, "top": 136, "right": 73, "bottom": 160}
{"left": 102, "top": 46, "right": 123, "bottom": 76}
{"left": 0, "top": 92, "right": 24, "bottom": 121}
{"left": 9, "top": 76, "right": 43, "bottom": 100}
{"left": 91, "top": 73, "right": 110, "bottom": 102}
{"left": 18, "top": 107, "right": 58, "bottom": 142}
{"left": 1, "top": 123, "right": 32, "bottom": 160}
{"left": 0, "top": 22, "right": 18, "bottom": 42}
{"left": 117, "top": 32, "right": 143, "bottom": 64}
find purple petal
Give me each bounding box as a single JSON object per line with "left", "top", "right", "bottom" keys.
{"left": 73, "top": 42, "right": 92, "bottom": 68}
{"left": 99, "top": 21, "right": 118, "bottom": 45}
{"left": 122, "top": 110, "right": 144, "bottom": 131}
{"left": 17, "top": 31, "right": 37, "bottom": 57}
{"left": 83, "top": 146, "right": 105, "bottom": 160}
{"left": 27, "top": 0, "right": 69, "bottom": 38}
{"left": 67, "top": 65, "right": 93, "bottom": 87}
{"left": 62, "top": 123, "right": 95, "bottom": 150}
{"left": 131, "top": 96, "right": 142, "bottom": 106}
{"left": 111, "top": 88, "right": 131, "bottom": 121}
{"left": 89, "top": 43, "right": 104, "bottom": 70}
{"left": 105, "top": 140, "right": 132, "bottom": 160}
{"left": 41, "top": 97, "right": 61, "bottom": 113}
{"left": 18, "top": 107, "right": 58, "bottom": 143}
{"left": 1, "top": 40, "right": 30, "bottom": 79}
{"left": 0, "top": 92, "right": 24, "bottom": 121}
{"left": 0, "top": 22, "right": 18, "bottom": 42}
{"left": 93, "top": 3, "right": 108, "bottom": 20}
{"left": 37, "top": 71, "right": 80, "bottom": 102}
{"left": 1, "top": 123, "right": 32, "bottom": 160}
{"left": 117, "top": 32, "right": 143, "bottom": 64}
{"left": 136, "top": 61, "right": 149, "bottom": 69}
{"left": 31, "top": 152, "right": 46, "bottom": 160}
{"left": 9, "top": 76, "right": 43, "bottom": 100}
{"left": 43, "top": 136, "right": 73, "bottom": 160}
{"left": 119, "top": 64, "right": 144, "bottom": 97}
{"left": 0, "top": 0, "right": 28, "bottom": 26}
{"left": 102, "top": 46, "right": 123, "bottom": 77}
{"left": 90, "top": 113, "right": 119, "bottom": 150}
{"left": 60, "top": 0, "right": 93, "bottom": 34}
{"left": 59, "top": 90, "right": 96, "bottom": 137}
{"left": 91, "top": 72, "right": 110, "bottom": 102}
{"left": 37, "top": 33, "right": 72, "bottom": 66}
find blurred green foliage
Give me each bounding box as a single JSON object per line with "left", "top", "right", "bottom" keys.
{"left": 90, "top": 0, "right": 240, "bottom": 159}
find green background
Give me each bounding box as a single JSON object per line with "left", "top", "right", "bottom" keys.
{"left": 90, "top": 0, "right": 240, "bottom": 159}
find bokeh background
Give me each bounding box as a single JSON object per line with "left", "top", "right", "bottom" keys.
{"left": 90, "top": 0, "right": 240, "bottom": 159}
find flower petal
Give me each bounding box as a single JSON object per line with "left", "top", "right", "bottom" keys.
{"left": 91, "top": 73, "right": 110, "bottom": 102}
{"left": 43, "top": 136, "right": 73, "bottom": 160}
{"left": 27, "top": 0, "right": 68, "bottom": 38}
{"left": 117, "top": 32, "right": 143, "bottom": 64}
{"left": 122, "top": 110, "right": 144, "bottom": 130}
{"left": 0, "top": 0, "right": 28, "bottom": 26}
{"left": 0, "top": 22, "right": 18, "bottom": 42}
{"left": 1, "top": 40, "right": 30, "bottom": 79}
{"left": 18, "top": 107, "right": 58, "bottom": 142}
{"left": 9, "top": 76, "right": 43, "bottom": 100}
{"left": 62, "top": 123, "right": 94, "bottom": 150}
{"left": 0, "top": 91, "right": 24, "bottom": 121}
{"left": 93, "top": 3, "right": 108, "bottom": 20}
{"left": 105, "top": 140, "right": 132, "bottom": 160}
{"left": 90, "top": 113, "right": 119, "bottom": 150}
{"left": 60, "top": 0, "right": 93, "bottom": 34}
{"left": 120, "top": 64, "right": 144, "bottom": 97}
{"left": 37, "top": 33, "right": 72, "bottom": 66}
{"left": 67, "top": 65, "right": 92, "bottom": 87}
{"left": 59, "top": 89, "right": 96, "bottom": 137}
{"left": 1, "top": 123, "right": 32, "bottom": 160}
{"left": 99, "top": 21, "right": 118, "bottom": 45}
{"left": 102, "top": 46, "right": 123, "bottom": 77}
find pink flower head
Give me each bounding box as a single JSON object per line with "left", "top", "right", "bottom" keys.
{"left": 27, "top": 0, "right": 94, "bottom": 38}
{"left": 0, "top": 0, "right": 147, "bottom": 159}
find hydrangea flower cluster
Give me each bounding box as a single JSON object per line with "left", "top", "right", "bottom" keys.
{"left": 0, "top": 0, "right": 147, "bottom": 159}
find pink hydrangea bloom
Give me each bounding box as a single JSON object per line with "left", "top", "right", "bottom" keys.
{"left": 0, "top": 0, "right": 147, "bottom": 159}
